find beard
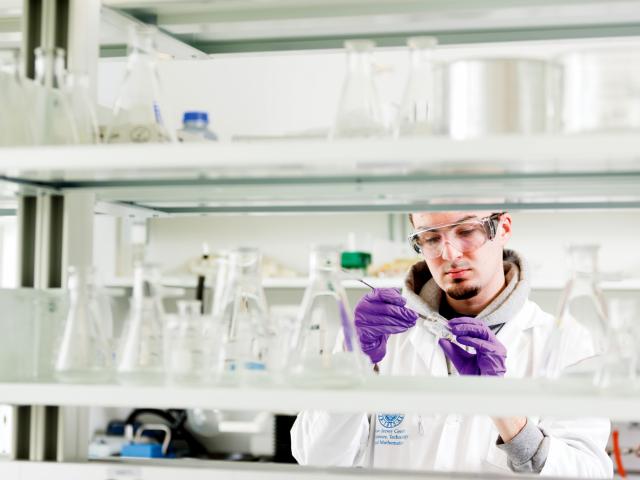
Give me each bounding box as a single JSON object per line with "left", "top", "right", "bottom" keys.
{"left": 446, "top": 279, "right": 480, "bottom": 300}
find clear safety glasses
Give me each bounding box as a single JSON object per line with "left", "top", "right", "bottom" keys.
{"left": 408, "top": 212, "right": 505, "bottom": 258}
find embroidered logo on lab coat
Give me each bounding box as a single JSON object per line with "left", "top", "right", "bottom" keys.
{"left": 378, "top": 414, "right": 405, "bottom": 428}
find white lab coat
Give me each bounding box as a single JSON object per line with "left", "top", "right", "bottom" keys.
{"left": 291, "top": 299, "right": 613, "bottom": 478}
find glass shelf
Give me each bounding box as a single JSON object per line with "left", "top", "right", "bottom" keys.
{"left": 1, "top": 135, "right": 639, "bottom": 214}
{"left": 103, "top": 0, "right": 640, "bottom": 53}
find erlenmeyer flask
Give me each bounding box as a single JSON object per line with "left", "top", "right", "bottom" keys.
{"left": 64, "top": 71, "right": 100, "bottom": 144}
{"left": 106, "top": 25, "right": 176, "bottom": 144}
{"left": 32, "top": 47, "right": 79, "bottom": 145}
{"left": 216, "top": 248, "right": 274, "bottom": 385}
{"left": 330, "top": 40, "right": 386, "bottom": 139}
{"left": 395, "top": 36, "right": 439, "bottom": 137}
{"left": 54, "top": 266, "right": 113, "bottom": 383}
{"left": 288, "top": 245, "right": 365, "bottom": 388}
{"left": 542, "top": 245, "right": 609, "bottom": 382}
{"left": 594, "top": 298, "right": 638, "bottom": 390}
{"left": 165, "top": 300, "right": 211, "bottom": 385}
{"left": 0, "top": 51, "right": 33, "bottom": 146}
{"left": 116, "top": 263, "right": 165, "bottom": 384}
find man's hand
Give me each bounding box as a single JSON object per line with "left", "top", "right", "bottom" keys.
{"left": 354, "top": 289, "right": 418, "bottom": 364}
{"left": 438, "top": 316, "right": 507, "bottom": 376}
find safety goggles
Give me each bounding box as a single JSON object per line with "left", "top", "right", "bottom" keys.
{"left": 408, "top": 212, "right": 505, "bottom": 258}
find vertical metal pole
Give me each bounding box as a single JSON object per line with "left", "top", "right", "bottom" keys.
{"left": 55, "top": 0, "right": 101, "bottom": 463}
{"left": 18, "top": 0, "right": 98, "bottom": 465}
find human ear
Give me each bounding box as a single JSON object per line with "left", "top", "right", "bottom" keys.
{"left": 496, "top": 213, "right": 512, "bottom": 246}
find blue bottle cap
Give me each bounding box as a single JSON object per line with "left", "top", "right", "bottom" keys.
{"left": 183, "top": 111, "right": 209, "bottom": 124}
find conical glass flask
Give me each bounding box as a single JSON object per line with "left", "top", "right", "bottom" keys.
{"left": 106, "top": 25, "right": 175, "bottom": 144}
{"left": 330, "top": 40, "right": 386, "bottom": 139}
{"left": 64, "top": 71, "right": 100, "bottom": 144}
{"left": 32, "top": 47, "right": 79, "bottom": 145}
{"left": 0, "top": 51, "right": 33, "bottom": 146}
{"left": 116, "top": 263, "right": 165, "bottom": 384}
{"left": 542, "top": 245, "right": 609, "bottom": 382}
{"left": 165, "top": 300, "right": 212, "bottom": 385}
{"left": 594, "top": 298, "right": 638, "bottom": 390}
{"left": 287, "top": 245, "right": 365, "bottom": 388}
{"left": 395, "top": 36, "right": 439, "bottom": 137}
{"left": 54, "top": 266, "right": 113, "bottom": 383}
{"left": 216, "top": 248, "right": 274, "bottom": 385}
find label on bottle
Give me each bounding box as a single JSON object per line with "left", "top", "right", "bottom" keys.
{"left": 106, "top": 123, "right": 171, "bottom": 143}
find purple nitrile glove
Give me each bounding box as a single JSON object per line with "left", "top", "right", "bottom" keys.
{"left": 354, "top": 288, "right": 418, "bottom": 364}
{"left": 438, "top": 316, "right": 507, "bottom": 376}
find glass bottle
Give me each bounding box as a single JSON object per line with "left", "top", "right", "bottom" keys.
{"left": 165, "top": 300, "right": 211, "bottom": 385}
{"left": 330, "top": 40, "right": 386, "bottom": 139}
{"left": 594, "top": 298, "right": 638, "bottom": 390}
{"left": 106, "top": 25, "right": 176, "bottom": 144}
{"left": 395, "top": 36, "right": 439, "bottom": 137}
{"left": 54, "top": 266, "right": 113, "bottom": 383}
{"left": 287, "top": 245, "right": 365, "bottom": 388}
{"left": 216, "top": 248, "right": 274, "bottom": 385}
{"left": 116, "top": 263, "right": 165, "bottom": 384}
{"left": 32, "top": 47, "right": 79, "bottom": 145}
{"left": 177, "top": 111, "right": 218, "bottom": 142}
{"left": 64, "top": 71, "right": 100, "bottom": 144}
{"left": 542, "top": 245, "right": 609, "bottom": 382}
{"left": 0, "top": 51, "right": 33, "bottom": 146}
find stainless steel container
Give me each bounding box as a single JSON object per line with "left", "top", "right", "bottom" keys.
{"left": 562, "top": 49, "right": 640, "bottom": 133}
{"left": 441, "top": 58, "right": 562, "bottom": 139}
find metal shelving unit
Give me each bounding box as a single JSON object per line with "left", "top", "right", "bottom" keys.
{"left": 1, "top": 0, "right": 640, "bottom": 476}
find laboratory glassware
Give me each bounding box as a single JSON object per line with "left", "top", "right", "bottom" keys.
{"left": 106, "top": 25, "right": 176, "bottom": 144}
{"left": 395, "top": 36, "right": 440, "bottom": 137}
{"left": 288, "top": 245, "right": 365, "bottom": 388}
{"left": 54, "top": 266, "right": 113, "bottom": 383}
{"left": 0, "top": 51, "right": 33, "bottom": 146}
{"left": 116, "top": 263, "right": 165, "bottom": 384}
{"left": 594, "top": 298, "right": 638, "bottom": 390}
{"left": 215, "top": 248, "right": 274, "bottom": 385}
{"left": 563, "top": 49, "right": 640, "bottom": 132}
{"left": 443, "top": 58, "right": 562, "bottom": 139}
{"left": 330, "top": 40, "right": 386, "bottom": 139}
{"left": 541, "top": 245, "right": 609, "bottom": 382}
{"left": 32, "top": 47, "right": 79, "bottom": 145}
{"left": 64, "top": 71, "right": 100, "bottom": 144}
{"left": 177, "top": 111, "right": 218, "bottom": 142}
{"left": 165, "top": 300, "right": 212, "bottom": 385}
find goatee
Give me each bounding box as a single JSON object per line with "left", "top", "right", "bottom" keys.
{"left": 447, "top": 280, "right": 480, "bottom": 300}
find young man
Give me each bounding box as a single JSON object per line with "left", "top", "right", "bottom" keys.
{"left": 291, "top": 211, "right": 612, "bottom": 477}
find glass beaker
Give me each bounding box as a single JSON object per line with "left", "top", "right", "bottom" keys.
{"left": 594, "top": 298, "right": 638, "bottom": 390}
{"left": 64, "top": 71, "right": 100, "bottom": 144}
{"left": 542, "top": 245, "right": 609, "bottom": 382}
{"left": 54, "top": 266, "right": 113, "bottom": 383}
{"left": 287, "top": 245, "right": 365, "bottom": 388}
{"left": 106, "top": 25, "right": 176, "bottom": 144}
{"left": 32, "top": 47, "right": 79, "bottom": 145}
{"left": 330, "top": 39, "right": 386, "bottom": 139}
{"left": 395, "top": 36, "right": 439, "bottom": 137}
{"left": 0, "top": 51, "right": 33, "bottom": 146}
{"left": 215, "top": 248, "right": 274, "bottom": 385}
{"left": 165, "top": 300, "right": 211, "bottom": 385}
{"left": 116, "top": 263, "right": 165, "bottom": 385}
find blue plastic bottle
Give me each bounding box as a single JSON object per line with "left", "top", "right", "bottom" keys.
{"left": 177, "top": 111, "right": 218, "bottom": 142}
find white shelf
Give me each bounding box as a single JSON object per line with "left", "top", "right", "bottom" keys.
{"left": 2, "top": 135, "right": 640, "bottom": 213}
{"left": 104, "top": 276, "right": 640, "bottom": 291}
{"left": 101, "top": 0, "right": 640, "bottom": 53}
{"left": 105, "top": 276, "right": 403, "bottom": 289}
{"left": 1, "top": 376, "right": 639, "bottom": 421}
{"left": 0, "top": 459, "right": 547, "bottom": 480}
